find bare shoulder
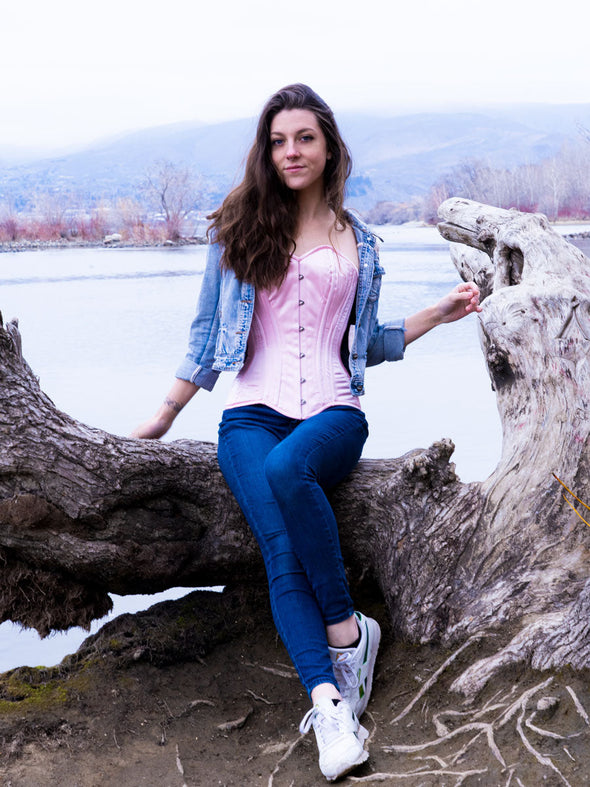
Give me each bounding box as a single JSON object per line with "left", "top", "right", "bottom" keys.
{"left": 333, "top": 221, "right": 359, "bottom": 268}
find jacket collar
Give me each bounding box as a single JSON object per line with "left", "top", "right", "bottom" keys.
{"left": 345, "top": 209, "right": 380, "bottom": 245}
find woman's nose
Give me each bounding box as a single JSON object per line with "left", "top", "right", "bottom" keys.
{"left": 285, "top": 141, "right": 299, "bottom": 158}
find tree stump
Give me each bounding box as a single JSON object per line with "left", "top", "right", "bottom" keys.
{"left": 2, "top": 198, "right": 590, "bottom": 698}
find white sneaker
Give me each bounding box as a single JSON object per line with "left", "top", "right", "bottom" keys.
{"left": 329, "top": 611, "right": 381, "bottom": 718}
{"left": 299, "top": 697, "right": 369, "bottom": 782}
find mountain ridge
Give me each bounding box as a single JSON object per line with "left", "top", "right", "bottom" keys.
{"left": 1, "top": 104, "right": 589, "bottom": 212}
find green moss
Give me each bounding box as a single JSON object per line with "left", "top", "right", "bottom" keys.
{"left": 0, "top": 667, "right": 69, "bottom": 714}
{"left": 170, "top": 600, "right": 203, "bottom": 635}
{"left": 0, "top": 658, "right": 117, "bottom": 716}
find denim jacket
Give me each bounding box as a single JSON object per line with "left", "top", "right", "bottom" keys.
{"left": 176, "top": 212, "right": 406, "bottom": 397}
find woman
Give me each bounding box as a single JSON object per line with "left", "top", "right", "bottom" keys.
{"left": 132, "top": 83, "right": 481, "bottom": 782}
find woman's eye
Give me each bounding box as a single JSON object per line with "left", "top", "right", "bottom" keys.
{"left": 271, "top": 139, "right": 283, "bottom": 146}
{"left": 300, "top": 135, "right": 313, "bottom": 142}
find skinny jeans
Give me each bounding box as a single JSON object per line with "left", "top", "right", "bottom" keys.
{"left": 217, "top": 404, "right": 369, "bottom": 696}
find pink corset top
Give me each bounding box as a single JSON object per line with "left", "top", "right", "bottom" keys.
{"left": 225, "top": 245, "right": 361, "bottom": 420}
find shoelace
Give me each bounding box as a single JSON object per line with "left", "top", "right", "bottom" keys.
{"left": 332, "top": 652, "right": 360, "bottom": 690}
{"left": 299, "top": 705, "right": 318, "bottom": 734}
{"left": 300, "top": 702, "right": 369, "bottom": 746}
{"left": 299, "top": 702, "right": 348, "bottom": 736}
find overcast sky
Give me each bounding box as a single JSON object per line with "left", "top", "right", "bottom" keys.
{"left": 3, "top": 0, "right": 589, "bottom": 153}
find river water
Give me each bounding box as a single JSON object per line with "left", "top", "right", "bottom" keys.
{"left": 4, "top": 222, "right": 578, "bottom": 672}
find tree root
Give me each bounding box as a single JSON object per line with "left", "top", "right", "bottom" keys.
{"left": 515, "top": 699, "right": 572, "bottom": 786}
{"left": 243, "top": 661, "right": 298, "bottom": 679}
{"left": 348, "top": 768, "right": 488, "bottom": 783}
{"left": 267, "top": 735, "right": 305, "bottom": 787}
{"left": 175, "top": 743, "right": 188, "bottom": 787}
{"left": 566, "top": 685, "right": 590, "bottom": 726}
{"left": 384, "top": 672, "right": 590, "bottom": 783}
{"left": 391, "top": 635, "right": 484, "bottom": 723}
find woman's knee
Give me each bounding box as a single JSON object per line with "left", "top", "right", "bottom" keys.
{"left": 264, "top": 444, "right": 309, "bottom": 500}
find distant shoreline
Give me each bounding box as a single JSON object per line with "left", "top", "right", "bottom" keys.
{"left": 2, "top": 223, "right": 589, "bottom": 254}
{"left": 0, "top": 237, "right": 207, "bottom": 254}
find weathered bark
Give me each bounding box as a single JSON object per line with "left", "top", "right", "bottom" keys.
{"left": 436, "top": 199, "right": 590, "bottom": 694}
{"left": 2, "top": 199, "right": 590, "bottom": 696}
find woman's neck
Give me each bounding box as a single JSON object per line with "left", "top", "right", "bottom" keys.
{"left": 295, "top": 182, "right": 331, "bottom": 226}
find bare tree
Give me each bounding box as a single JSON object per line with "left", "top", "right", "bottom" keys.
{"left": 30, "top": 190, "right": 70, "bottom": 240}
{"left": 143, "top": 160, "right": 200, "bottom": 241}
{"left": 576, "top": 121, "right": 590, "bottom": 146}
{"left": 0, "top": 199, "right": 20, "bottom": 242}
{"left": 424, "top": 138, "right": 590, "bottom": 224}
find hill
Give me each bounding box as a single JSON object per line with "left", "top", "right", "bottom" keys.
{"left": 1, "top": 103, "right": 589, "bottom": 213}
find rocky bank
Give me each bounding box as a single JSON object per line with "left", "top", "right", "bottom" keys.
{"left": 1, "top": 585, "right": 590, "bottom": 786}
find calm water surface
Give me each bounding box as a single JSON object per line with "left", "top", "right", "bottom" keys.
{"left": 0, "top": 224, "right": 506, "bottom": 671}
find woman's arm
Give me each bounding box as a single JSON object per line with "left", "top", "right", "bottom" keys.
{"left": 130, "top": 379, "right": 200, "bottom": 439}
{"left": 175, "top": 241, "right": 224, "bottom": 389}
{"left": 132, "top": 241, "right": 225, "bottom": 440}
{"left": 404, "top": 282, "right": 482, "bottom": 346}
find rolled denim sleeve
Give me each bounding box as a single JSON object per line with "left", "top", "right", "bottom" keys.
{"left": 175, "top": 359, "right": 221, "bottom": 391}
{"left": 366, "top": 318, "right": 406, "bottom": 367}
{"left": 175, "top": 242, "right": 223, "bottom": 390}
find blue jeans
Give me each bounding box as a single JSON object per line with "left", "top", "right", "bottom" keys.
{"left": 217, "top": 404, "right": 369, "bottom": 696}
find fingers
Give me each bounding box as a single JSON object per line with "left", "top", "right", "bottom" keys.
{"left": 438, "top": 284, "right": 481, "bottom": 321}
{"left": 455, "top": 281, "right": 480, "bottom": 296}
{"left": 455, "top": 282, "right": 482, "bottom": 312}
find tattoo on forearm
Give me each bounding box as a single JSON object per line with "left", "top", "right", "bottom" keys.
{"left": 164, "top": 397, "right": 184, "bottom": 413}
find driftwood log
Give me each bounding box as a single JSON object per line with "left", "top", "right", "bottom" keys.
{"left": 2, "top": 197, "right": 590, "bottom": 697}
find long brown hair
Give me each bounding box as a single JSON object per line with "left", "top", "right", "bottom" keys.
{"left": 207, "top": 84, "right": 352, "bottom": 289}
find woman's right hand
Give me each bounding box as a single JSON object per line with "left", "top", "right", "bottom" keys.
{"left": 130, "top": 414, "right": 174, "bottom": 440}
{"left": 130, "top": 379, "right": 200, "bottom": 440}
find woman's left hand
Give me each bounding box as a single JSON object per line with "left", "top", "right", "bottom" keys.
{"left": 435, "top": 282, "right": 482, "bottom": 324}
{"left": 404, "top": 281, "right": 482, "bottom": 346}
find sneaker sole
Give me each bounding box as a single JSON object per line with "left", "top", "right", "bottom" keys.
{"left": 356, "top": 616, "right": 381, "bottom": 718}
{"left": 324, "top": 747, "right": 369, "bottom": 782}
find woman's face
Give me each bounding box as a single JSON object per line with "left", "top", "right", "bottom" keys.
{"left": 269, "top": 109, "right": 330, "bottom": 194}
